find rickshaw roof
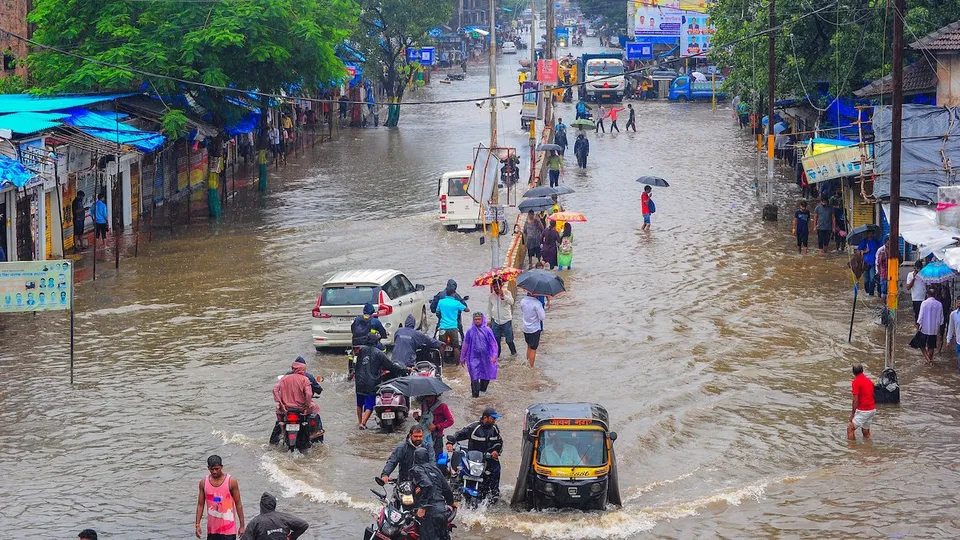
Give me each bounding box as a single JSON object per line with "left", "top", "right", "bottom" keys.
{"left": 524, "top": 402, "right": 609, "bottom": 431}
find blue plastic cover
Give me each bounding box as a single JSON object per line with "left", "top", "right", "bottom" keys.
{"left": 0, "top": 112, "right": 70, "bottom": 134}
{"left": 0, "top": 155, "right": 36, "bottom": 189}
{"left": 61, "top": 108, "right": 165, "bottom": 153}
{"left": 0, "top": 93, "right": 134, "bottom": 114}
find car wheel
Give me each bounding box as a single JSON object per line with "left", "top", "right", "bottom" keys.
{"left": 677, "top": 95, "right": 687, "bottom": 103}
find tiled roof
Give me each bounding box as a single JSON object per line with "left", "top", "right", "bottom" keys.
{"left": 853, "top": 61, "right": 938, "bottom": 97}
{"left": 910, "top": 20, "right": 960, "bottom": 51}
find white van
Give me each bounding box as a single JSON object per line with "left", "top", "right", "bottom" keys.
{"left": 438, "top": 170, "right": 482, "bottom": 230}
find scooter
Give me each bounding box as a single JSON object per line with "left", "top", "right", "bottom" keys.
{"left": 414, "top": 347, "right": 443, "bottom": 378}
{"left": 374, "top": 380, "right": 409, "bottom": 433}
{"left": 362, "top": 477, "right": 457, "bottom": 540}
{"left": 446, "top": 438, "right": 492, "bottom": 506}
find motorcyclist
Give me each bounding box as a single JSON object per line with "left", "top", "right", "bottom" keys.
{"left": 410, "top": 446, "right": 455, "bottom": 540}
{"left": 429, "top": 279, "right": 467, "bottom": 334}
{"left": 449, "top": 407, "right": 503, "bottom": 502}
{"left": 351, "top": 303, "right": 387, "bottom": 347}
{"left": 393, "top": 314, "right": 443, "bottom": 367}
{"left": 433, "top": 281, "right": 469, "bottom": 363}
{"left": 272, "top": 360, "right": 323, "bottom": 444}
{"left": 270, "top": 357, "right": 323, "bottom": 444}
{"left": 355, "top": 338, "right": 409, "bottom": 429}
{"left": 240, "top": 492, "right": 309, "bottom": 540}
{"left": 381, "top": 425, "right": 434, "bottom": 483}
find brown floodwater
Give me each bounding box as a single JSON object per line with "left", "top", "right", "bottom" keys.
{"left": 3, "top": 36, "right": 960, "bottom": 539}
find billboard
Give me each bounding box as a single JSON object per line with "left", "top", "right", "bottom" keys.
{"left": 0, "top": 260, "right": 74, "bottom": 313}
{"left": 633, "top": 0, "right": 717, "bottom": 42}
{"left": 680, "top": 12, "right": 716, "bottom": 56}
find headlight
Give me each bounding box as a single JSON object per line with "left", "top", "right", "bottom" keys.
{"left": 401, "top": 494, "right": 415, "bottom": 506}
{"left": 381, "top": 524, "right": 399, "bottom": 536}
{"left": 468, "top": 462, "right": 485, "bottom": 476}
{"left": 543, "top": 482, "right": 555, "bottom": 493}
{"left": 590, "top": 482, "right": 604, "bottom": 493}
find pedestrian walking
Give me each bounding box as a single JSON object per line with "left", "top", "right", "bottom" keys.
{"left": 875, "top": 240, "right": 890, "bottom": 301}
{"left": 607, "top": 106, "right": 625, "bottom": 132}
{"left": 520, "top": 292, "right": 546, "bottom": 368}
{"left": 573, "top": 133, "right": 589, "bottom": 168}
{"left": 196, "top": 455, "right": 245, "bottom": 540}
{"left": 557, "top": 223, "right": 574, "bottom": 270}
{"left": 936, "top": 282, "right": 952, "bottom": 353}
{"left": 915, "top": 288, "right": 944, "bottom": 363}
{"left": 547, "top": 151, "right": 563, "bottom": 188}
{"left": 72, "top": 190, "right": 86, "bottom": 250}
{"left": 625, "top": 104, "right": 637, "bottom": 132}
{"left": 523, "top": 211, "right": 544, "bottom": 268}
{"left": 792, "top": 200, "right": 810, "bottom": 254}
{"left": 540, "top": 224, "right": 561, "bottom": 270}
{"left": 906, "top": 260, "right": 926, "bottom": 319}
{"left": 93, "top": 193, "right": 108, "bottom": 241}
{"left": 488, "top": 279, "right": 517, "bottom": 357}
{"left": 831, "top": 193, "right": 847, "bottom": 250}
{"left": 812, "top": 196, "right": 836, "bottom": 255}
{"left": 595, "top": 105, "right": 607, "bottom": 133}
{"left": 78, "top": 530, "right": 98, "bottom": 540}
{"left": 241, "top": 492, "right": 308, "bottom": 540}
{"left": 640, "top": 185, "right": 654, "bottom": 231}
{"left": 847, "top": 363, "right": 876, "bottom": 441}
{"left": 554, "top": 123, "right": 568, "bottom": 155}
{"left": 413, "top": 394, "right": 454, "bottom": 457}
{"left": 338, "top": 95, "right": 348, "bottom": 119}
{"left": 856, "top": 229, "right": 882, "bottom": 294}
{"left": 461, "top": 312, "right": 499, "bottom": 398}
{"left": 946, "top": 299, "right": 960, "bottom": 374}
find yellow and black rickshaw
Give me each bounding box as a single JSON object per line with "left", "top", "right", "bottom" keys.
{"left": 510, "top": 403, "right": 621, "bottom": 511}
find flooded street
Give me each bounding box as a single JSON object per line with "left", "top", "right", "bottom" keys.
{"left": 5, "top": 37, "right": 960, "bottom": 539}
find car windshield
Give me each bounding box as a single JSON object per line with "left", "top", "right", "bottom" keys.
{"left": 586, "top": 63, "right": 624, "bottom": 76}
{"left": 321, "top": 286, "right": 378, "bottom": 306}
{"left": 447, "top": 177, "right": 470, "bottom": 197}
{"left": 536, "top": 430, "right": 606, "bottom": 467}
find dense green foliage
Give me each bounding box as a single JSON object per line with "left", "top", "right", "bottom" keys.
{"left": 579, "top": 0, "right": 627, "bottom": 32}
{"left": 355, "top": 0, "right": 454, "bottom": 126}
{"left": 710, "top": 0, "right": 960, "bottom": 107}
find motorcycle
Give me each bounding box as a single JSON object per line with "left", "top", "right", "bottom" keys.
{"left": 446, "top": 438, "right": 493, "bottom": 506}
{"left": 363, "top": 477, "right": 457, "bottom": 540}
{"left": 347, "top": 346, "right": 360, "bottom": 380}
{"left": 375, "top": 380, "right": 409, "bottom": 433}
{"left": 278, "top": 408, "right": 324, "bottom": 453}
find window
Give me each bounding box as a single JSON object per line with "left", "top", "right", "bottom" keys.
{"left": 321, "top": 286, "right": 378, "bottom": 306}
{"left": 536, "top": 430, "right": 606, "bottom": 467}
{"left": 586, "top": 63, "right": 624, "bottom": 76}
{"left": 447, "top": 177, "right": 470, "bottom": 197}
{"left": 2, "top": 52, "right": 15, "bottom": 72}
{"left": 382, "top": 277, "right": 403, "bottom": 301}
{"left": 398, "top": 274, "right": 416, "bottom": 296}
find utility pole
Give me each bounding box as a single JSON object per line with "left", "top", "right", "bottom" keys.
{"left": 762, "top": 0, "right": 778, "bottom": 221}
{"left": 489, "top": 0, "right": 501, "bottom": 269}
{"left": 885, "top": 0, "right": 906, "bottom": 370}
{"left": 545, "top": 0, "right": 555, "bottom": 125}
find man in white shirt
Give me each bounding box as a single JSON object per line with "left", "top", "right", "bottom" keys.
{"left": 917, "top": 288, "right": 944, "bottom": 363}
{"left": 945, "top": 298, "right": 960, "bottom": 374}
{"left": 519, "top": 292, "right": 546, "bottom": 368}
{"left": 487, "top": 279, "right": 517, "bottom": 358}
{"left": 906, "top": 260, "right": 926, "bottom": 320}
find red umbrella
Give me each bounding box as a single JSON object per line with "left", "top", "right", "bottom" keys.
{"left": 473, "top": 266, "right": 523, "bottom": 287}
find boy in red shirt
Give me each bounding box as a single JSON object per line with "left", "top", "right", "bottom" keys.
{"left": 641, "top": 185, "right": 653, "bottom": 231}
{"left": 847, "top": 363, "right": 876, "bottom": 440}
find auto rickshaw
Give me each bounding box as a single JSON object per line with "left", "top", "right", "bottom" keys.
{"left": 553, "top": 57, "right": 578, "bottom": 102}
{"left": 510, "top": 403, "right": 621, "bottom": 511}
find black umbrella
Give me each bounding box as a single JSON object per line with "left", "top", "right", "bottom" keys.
{"left": 553, "top": 185, "right": 576, "bottom": 195}
{"left": 379, "top": 375, "right": 452, "bottom": 398}
{"left": 523, "top": 185, "right": 576, "bottom": 198}
{"left": 636, "top": 176, "right": 670, "bottom": 187}
{"left": 847, "top": 224, "right": 881, "bottom": 246}
{"left": 518, "top": 197, "right": 556, "bottom": 213}
{"left": 537, "top": 143, "right": 562, "bottom": 152}
{"left": 516, "top": 269, "right": 566, "bottom": 297}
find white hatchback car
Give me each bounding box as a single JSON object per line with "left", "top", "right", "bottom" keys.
{"left": 502, "top": 41, "right": 517, "bottom": 54}
{"left": 311, "top": 269, "right": 427, "bottom": 350}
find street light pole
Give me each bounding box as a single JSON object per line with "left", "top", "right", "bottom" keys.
{"left": 545, "top": 0, "right": 555, "bottom": 125}
{"left": 885, "top": 0, "right": 906, "bottom": 370}
{"left": 763, "top": 0, "right": 778, "bottom": 221}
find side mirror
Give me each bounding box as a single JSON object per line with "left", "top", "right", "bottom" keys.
{"left": 415, "top": 284, "right": 425, "bottom": 291}
{"left": 463, "top": 295, "right": 470, "bottom": 302}
{"left": 609, "top": 432, "right": 618, "bottom": 442}
{"left": 375, "top": 477, "right": 386, "bottom": 487}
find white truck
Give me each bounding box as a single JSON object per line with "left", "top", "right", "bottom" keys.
{"left": 580, "top": 53, "right": 626, "bottom": 102}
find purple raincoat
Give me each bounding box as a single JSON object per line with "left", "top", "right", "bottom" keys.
{"left": 460, "top": 313, "right": 499, "bottom": 381}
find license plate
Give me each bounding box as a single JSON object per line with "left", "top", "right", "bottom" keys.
{"left": 601, "top": 94, "right": 611, "bottom": 98}
{"left": 381, "top": 412, "right": 396, "bottom": 420}
{"left": 286, "top": 424, "right": 301, "bottom": 432}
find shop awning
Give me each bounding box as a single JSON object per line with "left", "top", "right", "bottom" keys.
{"left": 0, "top": 93, "right": 136, "bottom": 114}
{"left": 0, "top": 112, "right": 70, "bottom": 135}
{"left": 0, "top": 154, "right": 36, "bottom": 189}
{"left": 61, "top": 108, "right": 165, "bottom": 153}
{"left": 882, "top": 203, "right": 960, "bottom": 258}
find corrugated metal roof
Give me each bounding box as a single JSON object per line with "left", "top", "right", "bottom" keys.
{"left": 0, "top": 112, "right": 70, "bottom": 135}
{"left": 0, "top": 93, "right": 136, "bottom": 114}
{"left": 322, "top": 269, "right": 401, "bottom": 286}
{"left": 61, "top": 108, "right": 165, "bottom": 153}
{"left": 911, "top": 20, "right": 960, "bottom": 52}
{"left": 853, "top": 61, "right": 938, "bottom": 98}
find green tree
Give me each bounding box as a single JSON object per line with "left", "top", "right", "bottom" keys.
{"left": 28, "top": 0, "right": 356, "bottom": 215}
{"left": 710, "top": 0, "right": 960, "bottom": 115}
{"left": 356, "top": 0, "right": 454, "bottom": 126}
{"left": 580, "top": 0, "right": 627, "bottom": 32}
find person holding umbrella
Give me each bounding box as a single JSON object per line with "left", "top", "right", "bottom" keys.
{"left": 547, "top": 151, "right": 563, "bottom": 188}
{"left": 641, "top": 185, "right": 654, "bottom": 231}
{"left": 413, "top": 394, "right": 455, "bottom": 457}
{"left": 461, "top": 312, "right": 499, "bottom": 397}
{"left": 523, "top": 211, "right": 544, "bottom": 268}
{"left": 520, "top": 291, "right": 546, "bottom": 367}
{"left": 557, "top": 223, "right": 574, "bottom": 270}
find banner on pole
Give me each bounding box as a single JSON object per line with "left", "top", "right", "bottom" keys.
{"left": 0, "top": 260, "right": 74, "bottom": 312}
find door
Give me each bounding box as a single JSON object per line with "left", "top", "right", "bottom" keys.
{"left": 112, "top": 171, "right": 124, "bottom": 232}
{"left": 381, "top": 276, "right": 410, "bottom": 324}
{"left": 445, "top": 176, "right": 475, "bottom": 222}
{"left": 16, "top": 192, "right": 33, "bottom": 261}
{"left": 397, "top": 274, "right": 422, "bottom": 322}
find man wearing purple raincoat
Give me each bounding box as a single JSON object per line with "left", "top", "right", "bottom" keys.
{"left": 460, "top": 312, "right": 499, "bottom": 398}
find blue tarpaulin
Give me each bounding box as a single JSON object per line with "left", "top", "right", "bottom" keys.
{"left": 0, "top": 93, "right": 135, "bottom": 114}
{"left": 61, "top": 108, "right": 165, "bottom": 153}
{"left": 0, "top": 112, "right": 70, "bottom": 134}
{"left": 0, "top": 155, "right": 36, "bottom": 189}
{"left": 225, "top": 111, "right": 260, "bottom": 137}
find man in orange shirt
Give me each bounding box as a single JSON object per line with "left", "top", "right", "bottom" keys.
{"left": 847, "top": 363, "right": 876, "bottom": 440}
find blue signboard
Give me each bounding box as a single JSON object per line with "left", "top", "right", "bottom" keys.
{"left": 626, "top": 42, "right": 654, "bottom": 60}
{"left": 407, "top": 47, "right": 420, "bottom": 63}
{"left": 419, "top": 47, "right": 435, "bottom": 66}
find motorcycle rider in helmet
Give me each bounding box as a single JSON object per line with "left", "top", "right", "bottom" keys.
{"left": 411, "top": 446, "right": 456, "bottom": 540}
{"left": 449, "top": 407, "right": 503, "bottom": 502}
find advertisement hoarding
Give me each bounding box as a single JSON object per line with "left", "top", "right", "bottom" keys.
{"left": 0, "top": 260, "right": 73, "bottom": 313}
